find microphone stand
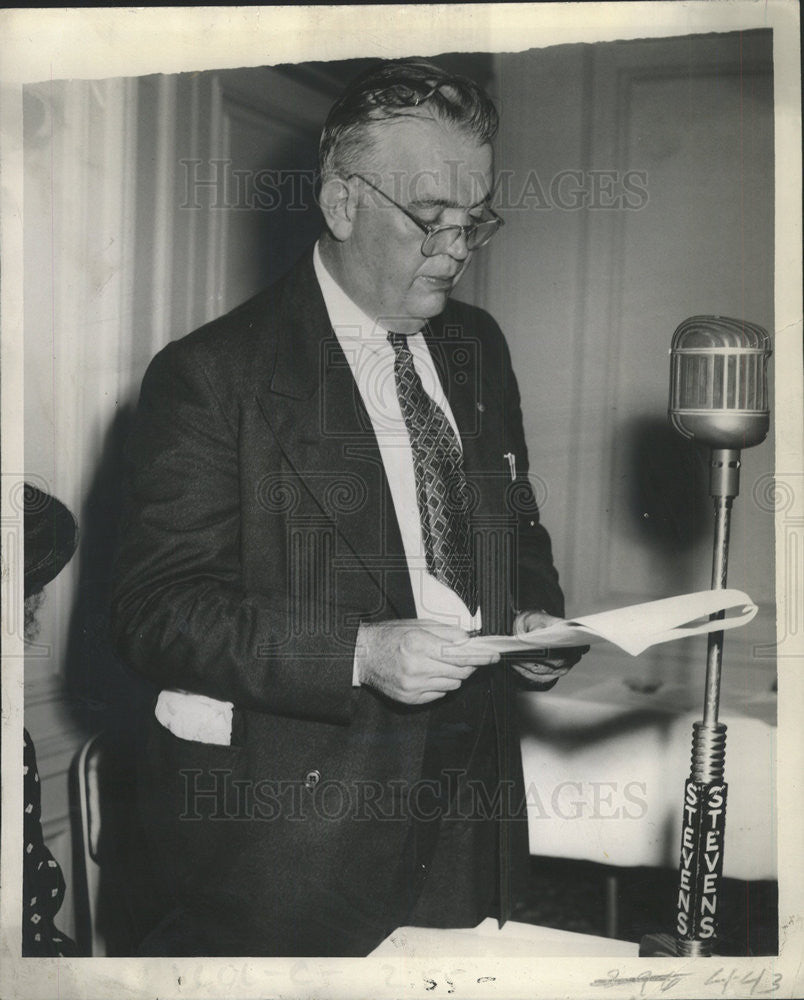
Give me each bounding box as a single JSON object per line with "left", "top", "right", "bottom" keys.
{"left": 675, "top": 447, "right": 738, "bottom": 956}
{"left": 640, "top": 447, "right": 739, "bottom": 958}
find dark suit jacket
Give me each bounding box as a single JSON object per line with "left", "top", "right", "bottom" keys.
{"left": 111, "top": 249, "right": 564, "bottom": 956}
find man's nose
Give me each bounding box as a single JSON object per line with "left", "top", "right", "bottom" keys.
{"left": 445, "top": 228, "right": 471, "bottom": 261}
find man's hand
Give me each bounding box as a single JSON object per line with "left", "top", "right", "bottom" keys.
{"left": 356, "top": 620, "right": 501, "bottom": 705}
{"left": 508, "top": 609, "right": 589, "bottom": 690}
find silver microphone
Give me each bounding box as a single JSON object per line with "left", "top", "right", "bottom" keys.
{"left": 669, "top": 315, "right": 771, "bottom": 498}
{"left": 669, "top": 315, "right": 771, "bottom": 445}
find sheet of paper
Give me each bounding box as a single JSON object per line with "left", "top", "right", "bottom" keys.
{"left": 467, "top": 589, "right": 757, "bottom": 658}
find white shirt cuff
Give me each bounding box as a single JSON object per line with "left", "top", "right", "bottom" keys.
{"left": 155, "top": 689, "right": 233, "bottom": 745}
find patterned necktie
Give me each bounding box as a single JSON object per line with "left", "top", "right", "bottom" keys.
{"left": 388, "top": 332, "right": 477, "bottom": 614}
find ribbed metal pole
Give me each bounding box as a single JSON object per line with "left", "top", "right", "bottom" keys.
{"left": 674, "top": 449, "right": 738, "bottom": 957}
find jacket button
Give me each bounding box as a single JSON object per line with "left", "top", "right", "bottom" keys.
{"left": 304, "top": 769, "right": 321, "bottom": 790}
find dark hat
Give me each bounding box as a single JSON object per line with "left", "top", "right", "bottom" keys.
{"left": 24, "top": 483, "right": 79, "bottom": 598}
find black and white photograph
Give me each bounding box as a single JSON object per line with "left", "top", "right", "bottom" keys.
{"left": 1, "top": 4, "right": 801, "bottom": 998}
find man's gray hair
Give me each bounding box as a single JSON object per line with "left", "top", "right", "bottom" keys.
{"left": 319, "top": 58, "right": 498, "bottom": 183}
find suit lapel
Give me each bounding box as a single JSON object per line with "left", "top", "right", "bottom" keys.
{"left": 422, "top": 312, "right": 497, "bottom": 500}
{"left": 254, "top": 258, "right": 506, "bottom": 625}
{"left": 255, "top": 254, "right": 413, "bottom": 620}
{"left": 424, "top": 311, "right": 513, "bottom": 634}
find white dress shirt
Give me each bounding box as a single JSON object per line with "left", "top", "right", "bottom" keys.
{"left": 313, "top": 242, "right": 481, "bottom": 642}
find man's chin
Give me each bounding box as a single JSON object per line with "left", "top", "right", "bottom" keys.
{"left": 410, "top": 284, "right": 454, "bottom": 317}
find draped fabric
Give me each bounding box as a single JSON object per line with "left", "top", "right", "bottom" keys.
{"left": 22, "top": 729, "right": 78, "bottom": 956}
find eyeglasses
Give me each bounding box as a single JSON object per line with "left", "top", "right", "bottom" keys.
{"left": 367, "top": 80, "right": 448, "bottom": 109}
{"left": 349, "top": 173, "right": 504, "bottom": 257}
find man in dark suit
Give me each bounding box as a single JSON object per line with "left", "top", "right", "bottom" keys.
{"left": 111, "top": 58, "right": 585, "bottom": 957}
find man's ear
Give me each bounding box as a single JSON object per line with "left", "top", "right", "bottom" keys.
{"left": 319, "top": 177, "right": 356, "bottom": 242}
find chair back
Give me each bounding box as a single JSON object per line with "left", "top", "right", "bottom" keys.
{"left": 72, "top": 731, "right": 167, "bottom": 956}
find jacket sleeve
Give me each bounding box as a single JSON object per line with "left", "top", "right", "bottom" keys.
{"left": 110, "top": 339, "right": 359, "bottom": 726}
